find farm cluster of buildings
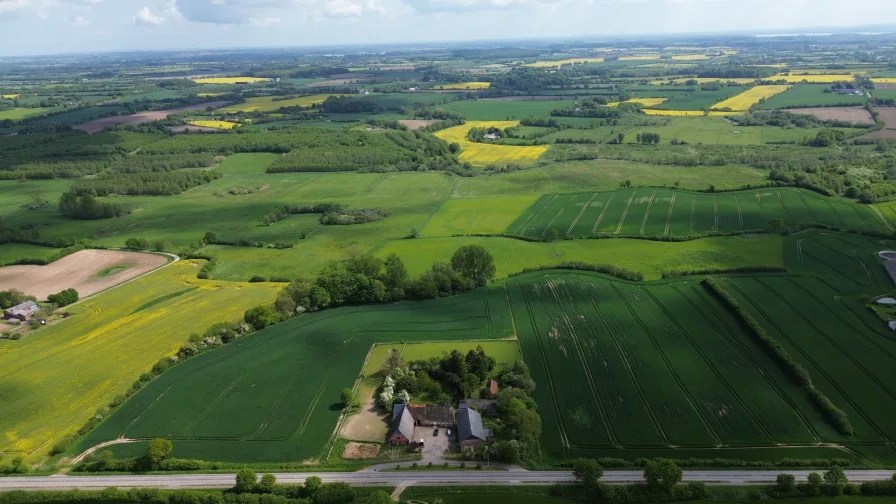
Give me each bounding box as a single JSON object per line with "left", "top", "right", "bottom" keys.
{"left": 388, "top": 380, "right": 499, "bottom": 450}
{"left": 4, "top": 300, "right": 40, "bottom": 325}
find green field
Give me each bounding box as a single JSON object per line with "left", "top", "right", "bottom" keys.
{"left": 363, "top": 340, "right": 520, "bottom": 377}
{"left": 755, "top": 84, "right": 867, "bottom": 109}
{"left": 650, "top": 87, "right": 746, "bottom": 110}
{"left": 78, "top": 285, "right": 514, "bottom": 462}
{"left": 377, "top": 235, "right": 783, "bottom": 281}
{"left": 430, "top": 99, "right": 576, "bottom": 120}
{"left": 0, "top": 262, "right": 280, "bottom": 459}
{"left": 0, "top": 242, "right": 60, "bottom": 265}
{"left": 621, "top": 117, "right": 856, "bottom": 145}
{"left": 508, "top": 188, "right": 886, "bottom": 239}
{"left": 423, "top": 195, "right": 540, "bottom": 236}
{"left": 30, "top": 105, "right": 133, "bottom": 124}
{"left": 0, "top": 107, "right": 63, "bottom": 120}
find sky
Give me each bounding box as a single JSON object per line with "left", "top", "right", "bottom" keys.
{"left": 0, "top": 0, "right": 895, "bottom": 56}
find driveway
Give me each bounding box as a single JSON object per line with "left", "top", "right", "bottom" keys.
{"left": 414, "top": 426, "right": 451, "bottom": 464}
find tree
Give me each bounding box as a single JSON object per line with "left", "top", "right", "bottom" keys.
{"left": 384, "top": 348, "right": 404, "bottom": 374}
{"left": 362, "top": 490, "right": 394, "bottom": 504}
{"left": 383, "top": 253, "right": 408, "bottom": 293}
{"left": 313, "top": 482, "right": 354, "bottom": 504}
{"left": 805, "top": 471, "right": 823, "bottom": 496}
{"left": 143, "top": 438, "right": 172, "bottom": 468}
{"left": 235, "top": 468, "right": 257, "bottom": 493}
{"left": 340, "top": 388, "right": 355, "bottom": 408}
{"left": 451, "top": 245, "right": 496, "bottom": 287}
{"left": 244, "top": 305, "right": 278, "bottom": 330}
{"left": 824, "top": 466, "right": 848, "bottom": 495}
{"left": 304, "top": 476, "right": 322, "bottom": 494}
{"left": 48, "top": 288, "right": 79, "bottom": 307}
{"left": 617, "top": 133, "right": 625, "bottom": 144}
{"left": 258, "top": 473, "right": 276, "bottom": 493}
{"left": 775, "top": 473, "right": 796, "bottom": 494}
{"left": 125, "top": 238, "right": 148, "bottom": 250}
{"left": 644, "top": 459, "right": 683, "bottom": 493}
{"left": 572, "top": 458, "right": 604, "bottom": 487}
{"left": 0, "top": 289, "right": 30, "bottom": 310}
{"left": 769, "top": 218, "right": 784, "bottom": 231}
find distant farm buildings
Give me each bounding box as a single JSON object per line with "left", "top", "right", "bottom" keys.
{"left": 4, "top": 300, "right": 40, "bottom": 323}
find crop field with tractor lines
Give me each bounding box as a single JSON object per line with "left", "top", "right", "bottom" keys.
{"left": 507, "top": 188, "right": 885, "bottom": 239}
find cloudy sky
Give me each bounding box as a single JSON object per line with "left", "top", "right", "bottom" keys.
{"left": 0, "top": 0, "right": 895, "bottom": 56}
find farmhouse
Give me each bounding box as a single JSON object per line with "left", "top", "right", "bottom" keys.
{"left": 388, "top": 404, "right": 456, "bottom": 445}
{"left": 456, "top": 406, "right": 493, "bottom": 450}
{"left": 4, "top": 300, "right": 40, "bottom": 322}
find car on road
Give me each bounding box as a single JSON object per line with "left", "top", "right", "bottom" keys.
{"left": 433, "top": 429, "right": 439, "bottom": 436}
{"left": 447, "top": 429, "right": 451, "bottom": 437}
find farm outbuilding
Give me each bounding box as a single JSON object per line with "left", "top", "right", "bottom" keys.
{"left": 4, "top": 300, "right": 40, "bottom": 321}
{"left": 388, "top": 404, "right": 416, "bottom": 446}
{"left": 456, "top": 406, "right": 493, "bottom": 450}
{"left": 388, "top": 404, "right": 458, "bottom": 445}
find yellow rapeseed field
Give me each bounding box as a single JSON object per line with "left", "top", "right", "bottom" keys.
{"left": 608, "top": 97, "right": 669, "bottom": 108}
{"left": 527, "top": 58, "right": 605, "bottom": 67}
{"left": 0, "top": 94, "right": 20, "bottom": 99}
{"left": 771, "top": 73, "right": 855, "bottom": 83}
{"left": 711, "top": 85, "right": 791, "bottom": 111}
{"left": 0, "top": 261, "right": 280, "bottom": 459}
{"left": 188, "top": 120, "right": 240, "bottom": 129}
{"left": 218, "top": 94, "right": 336, "bottom": 113}
{"left": 435, "top": 121, "right": 549, "bottom": 166}
{"left": 197, "top": 92, "right": 225, "bottom": 97}
{"left": 192, "top": 76, "right": 271, "bottom": 84}
{"left": 435, "top": 82, "right": 491, "bottom": 90}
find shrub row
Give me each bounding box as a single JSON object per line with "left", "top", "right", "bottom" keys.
{"left": 662, "top": 266, "right": 787, "bottom": 279}
{"left": 579, "top": 456, "right": 859, "bottom": 469}
{"left": 509, "top": 261, "right": 644, "bottom": 282}
{"left": 702, "top": 278, "right": 854, "bottom": 435}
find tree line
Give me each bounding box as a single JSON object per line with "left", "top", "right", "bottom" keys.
{"left": 73, "top": 170, "right": 221, "bottom": 196}
{"left": 58, "top": 190, "right": 131, "bottom": 220}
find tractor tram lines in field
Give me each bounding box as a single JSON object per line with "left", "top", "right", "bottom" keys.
{"left": 508, "top": 188, "right": 889, "bottom": 239}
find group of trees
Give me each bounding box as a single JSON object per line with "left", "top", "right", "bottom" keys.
{"left": 73, "top": 170, "right": 222, "bottom": 196}
{"left": 268, "top": 245, "right": 496, "bottom": 324}
{"left": 234, "top": 471, "right": 391, "bottom": 504}
{"left": 634, "top": 132, "right": 661, "bottom": 145}
{"left": 0, "top": 289, "right": 35, "bottom": 309}
{"left": 377, "top": 346, "right": 498, "bottom": 407}
{"left": 47, "top": 288, "right": 78, "bottom": 307}
{"left": 571, "top": 457, "right": 710, "bottom": 503}
{"left": 58, "top": 190, "right": 131, "bottom": 220}
{"left": 773, "top": 466, "right": 856, "bottom": 497}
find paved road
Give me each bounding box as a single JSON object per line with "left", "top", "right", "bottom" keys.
{"left": 1, "top": 470, "right": 893, "bottom": 491}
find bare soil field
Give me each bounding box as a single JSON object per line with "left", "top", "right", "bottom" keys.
{"left": 0, "top": 249, "right": 168, "bottom": 300}
{"left": 166, "top": 125, "right": 219, "bottom": 133}
{"left": 786, "top": 106, "right": 875, "bottom": 124}
{"left": 858, "top": 129, "right": 896, "bottom": 141}
{"left": 340, "top": 403, "right": 389, "bottom": 443}
{"left": 342, "top": 442, "right": 381, "bottom": 459}
{"left": 876, "top": 83, "right": 896, "bottom": 90}
{"left": 398, "top": 119, "right": 438, "bottom": 130}
{"left": 876, "top": 107, "right": 896, "bottom": 129}
{"left": 76, "top": 102, "right": 230, "bottom": 133}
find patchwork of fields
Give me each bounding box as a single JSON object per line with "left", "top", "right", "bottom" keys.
{"left": 79, "top": 287, "right": 514, "bottom": 462}
{"left": 508, "top": 230, "right": 896, "bottom": 461}
{"left": 0, "top": 262, "right": 281, "bottom": 458}
{"left": 434, "top": 121, "right": 549, "bottom": 165}
{"left": 217, "top": 94, "right": 335, "bottom": 113}
{"left": 508, "top": 188, "right": 886, "bottom": 238}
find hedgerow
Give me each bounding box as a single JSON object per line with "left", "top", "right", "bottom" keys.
{"left": 702, "top": 277, "right": 854, "bottom": 435}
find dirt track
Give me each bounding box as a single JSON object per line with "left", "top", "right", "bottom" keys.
{"left": 398, "top": 120, "right": 437, "bottom": 130}
{"left": 0, "top": 249, "right": 167, "bottom": 300}
{"left": 75, "top": 101, "right": 230, "bottom": 133}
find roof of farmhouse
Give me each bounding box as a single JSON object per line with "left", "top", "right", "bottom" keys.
{"left": 6, "top": 300, "right": 40, "bottom": 316}
{"left": 456, "top": 406, "right": 491, "bottom": 442}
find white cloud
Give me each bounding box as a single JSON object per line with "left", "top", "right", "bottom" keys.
{"left": 134, "top": 6, "right": 164, "bottom": 24}
{"left": 321, "top": 0, "right": 385, "bottom": 17}
{"left": 250, "top": 15, "right": 281, "bottom": 25}
{"left": 399, "top": 0, "right": 557, "bottom": 12}
{"left": 69, "top": 12, "right": 85, "bottom": 24}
